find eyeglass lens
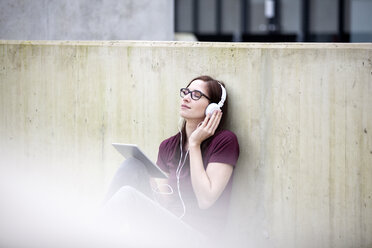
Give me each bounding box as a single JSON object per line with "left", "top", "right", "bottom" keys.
{"left": 180, "top": 88, "right": 202, "bottom": 100}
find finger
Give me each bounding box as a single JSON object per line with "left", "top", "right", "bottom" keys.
{"left": 201, "top": 113, "right": 211, "bottom": 127}
{"left": 210, "top": 111, "right": 222, "bottom": 131}
{"left": 206, "top": 111, "right": 218, "bottom": 128}
{"left": 206, "top": 111, "right": 220, "bottom": 132}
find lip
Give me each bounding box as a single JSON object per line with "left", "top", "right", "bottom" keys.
{"left": 181, "top": 104, "right": 191, "bottom": 109}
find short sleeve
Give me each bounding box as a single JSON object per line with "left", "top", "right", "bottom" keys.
{"left": 207, "top": 130, "right": 240, "bottom": 167}
{"left": 156, "top": 133, "right": 179, "bottom": 173}
{"left": 156, "top": 139, "right": 170, "bottom": 173}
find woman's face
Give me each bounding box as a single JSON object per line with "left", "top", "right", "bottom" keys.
{"left": 180, "top": 79, "right": 210, "bottom": 122}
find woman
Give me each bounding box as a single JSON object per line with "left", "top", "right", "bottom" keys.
{"left": 102, "top": 75, "right": 240, "bottom": 246}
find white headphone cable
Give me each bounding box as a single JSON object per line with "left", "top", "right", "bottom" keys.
{"left": 152, "top": 126, "right": 189, "bottom": 218}
{"left": 176, "top": 129, "right": 189, "bottom": 219}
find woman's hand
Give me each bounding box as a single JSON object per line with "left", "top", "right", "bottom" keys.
{"left": 189, "top": 110, "right": 222, "bottom": 147}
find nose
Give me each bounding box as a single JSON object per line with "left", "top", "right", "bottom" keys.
{"left": 182, "top": 92, "right": 192, "bottom": 102}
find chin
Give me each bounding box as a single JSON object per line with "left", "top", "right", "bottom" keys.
{"left": 179, "top": 110, "right": 186, "bottom": 118}
{"left": 179, "top": 109, "right": 191, "bottom": 118}
{"left": 180, "top": 114, "right": 190, "bottom": 120}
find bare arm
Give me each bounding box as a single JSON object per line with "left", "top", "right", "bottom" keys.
{"left": 150, "top": 176, "right": 173, "bottom": 207}
{"left": 188, "top": 111, "right": 233, "bottom": 209}
{"left": 150, "top": 177, "right": 170, "bottom": 193}
{"left": 189, "top": 145, "right": 233, "bottom": 209}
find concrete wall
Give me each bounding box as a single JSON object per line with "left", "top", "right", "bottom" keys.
{"left": 0, "top": 0, "right": 174, "bottom": 40}
{"left": 0, "top": 41, "right": 371, "bottom": 248}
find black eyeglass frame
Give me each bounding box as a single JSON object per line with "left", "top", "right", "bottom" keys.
{"left": 180, "top": 88, "right": 211, "bottom": 101}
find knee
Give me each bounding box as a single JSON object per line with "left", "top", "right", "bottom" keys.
{"left": 117, "top": 185, "right": 137, "bottom": 195}
{"left": 106, "top": 186, "right": 138, "bottom": 205}
{"left": 101, "top": 186, "right": 139, "bottom": 222}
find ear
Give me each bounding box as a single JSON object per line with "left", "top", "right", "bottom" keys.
{"left": 205, "top": 103, "right": 220, "bottom": 116}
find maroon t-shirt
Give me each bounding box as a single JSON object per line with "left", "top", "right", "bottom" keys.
{"left": 156, "top": 129, "right": 240, "bottom": 236}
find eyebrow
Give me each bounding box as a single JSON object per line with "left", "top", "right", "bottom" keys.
{"left": 187, "top": 87, "right": 204, "bottom": 93}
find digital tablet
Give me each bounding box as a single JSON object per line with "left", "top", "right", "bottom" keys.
{"left": 112, "top": 143, "right": 168, "bottom": 178}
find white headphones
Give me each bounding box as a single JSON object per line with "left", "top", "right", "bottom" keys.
{"left": 205, "top": 82, "right": 227, "bottom": 116}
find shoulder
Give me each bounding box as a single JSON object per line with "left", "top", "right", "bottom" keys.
{"left": 205, "top": 129, "right": 240, "bottom": 166}
{"left": 157, "top": 133, "right": 180, "bottom": 166}
{"left": 210, "top": 129, "right": 239, "bottom": 145}
{"left": 207, "top": 129, "right": 240, "bottom": 154}
{"left": 159, "top": 133, "right": 180, "bottom": 152}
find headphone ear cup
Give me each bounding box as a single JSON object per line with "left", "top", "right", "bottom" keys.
{"left": 205, "top": 103, "right": 220, "bottom": 116}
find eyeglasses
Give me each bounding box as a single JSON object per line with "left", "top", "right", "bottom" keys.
{"left": 180, "top": 88, "right": 211, "bottom": 101}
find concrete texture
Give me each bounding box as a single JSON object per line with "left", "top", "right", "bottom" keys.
{"left": 0, "top": 41, "right": 372, "bottom": 248}
{"left": 0, "top": 0, "right": 174, "bottom": 40}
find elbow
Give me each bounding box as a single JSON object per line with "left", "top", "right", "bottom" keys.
{"left": 196, "top": 188, "right": 222, "bottom": 209}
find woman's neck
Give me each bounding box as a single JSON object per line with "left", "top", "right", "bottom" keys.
{"left": 185, "top": 119, "right": 203, "bottom": 141}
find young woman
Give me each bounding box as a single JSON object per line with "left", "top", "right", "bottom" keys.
{"left": 102, "top": 75, "right": 240, "bottom": 246}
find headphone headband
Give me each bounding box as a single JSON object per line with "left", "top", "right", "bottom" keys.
{"left": 204, "top": 80, "right": 227, "bottom": 116}
{"left": 217, "top": 82, "right": 226, "bottom": 108}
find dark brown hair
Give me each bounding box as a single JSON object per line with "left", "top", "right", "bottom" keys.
{"left": 176, "top": 75, "right": 229, "bottom": 160}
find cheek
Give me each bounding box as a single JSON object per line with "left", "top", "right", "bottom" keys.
{"left": 197, "top": 102, "right": 209, "bottom": 115}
